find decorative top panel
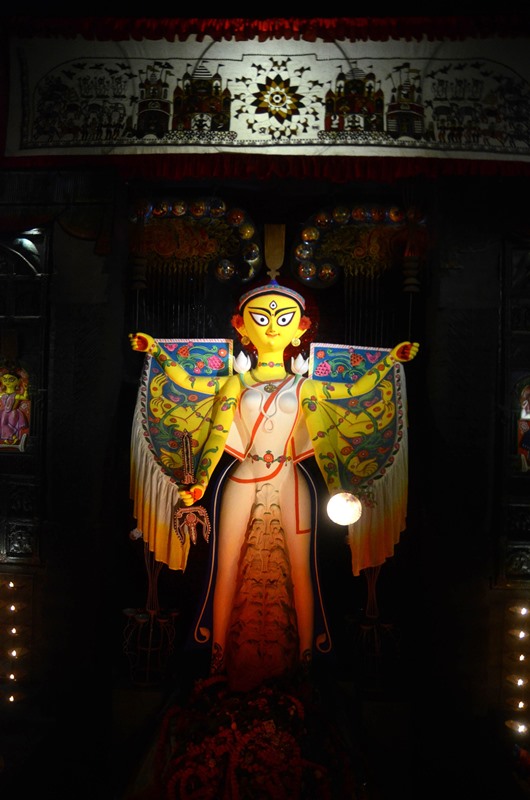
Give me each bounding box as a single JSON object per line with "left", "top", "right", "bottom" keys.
{"left": 7, "top": 35, "right": 530, "bottom": 162}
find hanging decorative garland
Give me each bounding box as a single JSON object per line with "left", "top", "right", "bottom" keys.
{"left": 290, "top": 203, "right": 428, "bottom": 286}
{"left": 129, "top": 197, "right": 263, "bottom": 284}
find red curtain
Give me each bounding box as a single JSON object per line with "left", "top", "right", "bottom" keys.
{"left": 6, "top": 16, "right": 530, "bottom": 42}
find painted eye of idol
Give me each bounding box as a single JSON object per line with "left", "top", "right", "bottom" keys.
{"left": 249, "top": 311, "right": 270, "bottom": 327}
{"left": 277, "top": 311, "right": 296, "bottom": 326}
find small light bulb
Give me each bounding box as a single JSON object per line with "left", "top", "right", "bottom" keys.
{"left": 509, "top": 628, "right": 528, "bottom": 640}
{"left": 507, "top": 698, "right": 527, "bottom": 710}
{"left": 327, "top": 492, "right": 363, "bottom": 525}
{"left": 507, "top": 674, "right": 528, "bottom": 687}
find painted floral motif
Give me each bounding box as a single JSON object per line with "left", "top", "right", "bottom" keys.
{"left": 250, "top": 74, "right": 305, "bottom": 123}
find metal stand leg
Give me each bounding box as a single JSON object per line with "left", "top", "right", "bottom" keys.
{"left": 122, "top": 543, "right": 179, "bottom": 685}
{"left": 357, "top": 565, "right": 400, "bottom": 687}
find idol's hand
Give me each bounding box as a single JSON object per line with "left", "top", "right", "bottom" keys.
{"left": 129, "top": 332, "right": 155, "bottom": 353}
{"left": 392, "top": 341, "right": 420, "bottom": 363}
{"left": 179, "top": 486, "right": 205, "bottom": 507}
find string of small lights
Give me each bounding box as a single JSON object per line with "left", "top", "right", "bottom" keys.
{"left": 1, "top": 573, "right": 31, "bottom": 705}
{"left": 504, "top": 602, "right": 530, "bottom": 749}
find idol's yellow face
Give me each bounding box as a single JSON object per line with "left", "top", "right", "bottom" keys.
{"left": 1, "top": 374, "right": 18, "bottom": 392}
{"left": 241, "top": 293, "right": 303, "bottom": 353}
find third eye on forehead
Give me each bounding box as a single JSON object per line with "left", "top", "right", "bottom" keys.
{"left": 248, "top": 305, "right": 298, "bottom": 327}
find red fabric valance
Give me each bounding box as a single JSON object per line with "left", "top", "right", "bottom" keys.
{"left": 1, "top": 153, "right": 529, "bottom": 183}
{"left": 6, "top": 15, "right": 530, "bottom": 42}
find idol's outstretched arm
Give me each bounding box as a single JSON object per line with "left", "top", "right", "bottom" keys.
{"left": 306, "top": 341, "right": 419, "bottom": 402}
{"left": 129, "top": 331, "right": 229, "bottom": 396}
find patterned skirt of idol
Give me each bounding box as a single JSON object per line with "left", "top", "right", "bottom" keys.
{"left": 199, "top": 460, "right": 324, "bottom": 691}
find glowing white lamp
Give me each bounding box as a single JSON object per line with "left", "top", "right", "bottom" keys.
{"left": 327, "top": 492, "right": 363, "bottom": 525}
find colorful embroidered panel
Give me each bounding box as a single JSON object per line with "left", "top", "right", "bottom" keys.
{"left": 6, "top": 35, "right": 530, "bottom": 162}
{"left": 139, "top": 339, "right": 232, "bottom": 485}
{"left": 307, "top": 343, "right": 404, "bottom": 502}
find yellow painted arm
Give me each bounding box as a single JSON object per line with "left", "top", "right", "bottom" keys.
{"left": 129, "top": 332, "right": 227, "bottom": 396}
{"left": 179, "top": 374, "right": 241, "bottom": 506}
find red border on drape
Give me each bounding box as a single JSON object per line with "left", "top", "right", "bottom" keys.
{"left": 1, "top": 153, "right": 529, "bottom": 182}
